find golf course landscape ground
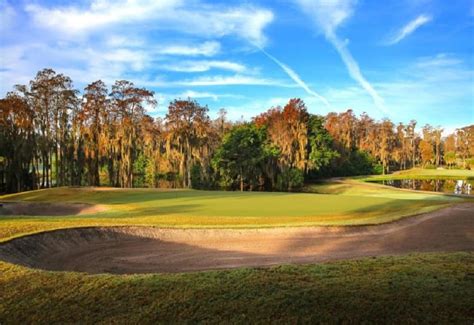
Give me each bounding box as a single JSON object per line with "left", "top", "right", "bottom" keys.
{"left": 1, "top": 169, "right": 473, "bottom": 322}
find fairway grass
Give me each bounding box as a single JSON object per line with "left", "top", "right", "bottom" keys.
{"left": 0, "top": 178, "right": 467, "bottom": 241}
{"left": 1, "top": 253, "right": 473, "bottom": 323}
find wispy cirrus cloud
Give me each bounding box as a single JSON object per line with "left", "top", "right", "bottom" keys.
{"left": 304, "top": 53, "right": 473, "bottom": 126}
{"left": 1, "top": 0, "right": 278, "bottom": 96}
{"left": 102, "top": 74, "right": 288, "bottom": 89}
{"left": 385, "top": 14, "right": 432, "bottom": 45}
{"left": 415, "top": 53, "right": 462, "bottom": 69}
{"left": 178, "top": 90, "right": 220, "bottom": 101}
{"left": 171, "top": 75, "right": 289, "bottom": 87}
{"left": 293, "top": 0, "right": 387, "bottom": 114}
{"left": 25, "top": 0, "right": 273, "bottom": 46}
{"left": 326, "top": 34, "right": 385, "bottom": 111}
{"left": 259, "top": 48, "right": 329, "bottom": 107}
{"left": 25, "top": 0, "right": 305, "bottom": 101}
{"left": 177, "top": 90, "right": 243, "bottom": 101}
{"left": 156, "top": 42, "right": 221, "bottom": 57}
{"left": 160, "top": 60, "right": 246, "bottom": 73}
{"left": 25, "top": 0, "right": 179, "bottom": 33}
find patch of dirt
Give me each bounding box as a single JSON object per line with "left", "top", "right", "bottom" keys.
{"left": 0, "top": 202, "right": 106, "bottom": 216}
{"left": 0, "top": 203, "right": 472, "bottom": 274}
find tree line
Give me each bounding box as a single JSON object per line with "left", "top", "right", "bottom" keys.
{"left": 1, "top": 69, "right": 473, "bottom": 193}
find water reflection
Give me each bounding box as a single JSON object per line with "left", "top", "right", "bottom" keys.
{"left": 370, "top": 179, "right": 473, "bottom": 195}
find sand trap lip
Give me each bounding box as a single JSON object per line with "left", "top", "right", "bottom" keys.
{"left": 0, "top": 201, "right": 106, "bottom": 216}
{"left": 0, "top": 203, "right": 472, "bottom": 274}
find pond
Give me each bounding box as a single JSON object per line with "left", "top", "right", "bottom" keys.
{"left": 368, "top": 179, "right": 474, "bottom": 196}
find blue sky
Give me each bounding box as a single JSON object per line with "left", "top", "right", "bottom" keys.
{"left": 1, "top": 0, "right": 473, "bottom": 132}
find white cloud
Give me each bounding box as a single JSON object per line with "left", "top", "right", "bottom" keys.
{"left": 161, "top": 60, "right": 246, "bottom": 73}
{"left": 415, "top": 53, "right": 462, "bottom": 68}
{"left": 171, "top": 75, "right": 289, "bottom": 87}
{"left": 178, "top": 90, "right": 219, "bottom": 101}
{"left": 101, "top": 48, "right": 149, "bottom": 71}
{"left": 386, "top": 14, "right": 432, "bottom": 45}
{"left": 294, "top": 0, "right": 387, "bottom": 114}
{"left": 294, "top": 0, "right": 356, "bottom": 35}
{"left": 1, "top": 0, "right": 278, "bottom": 102}
{"left": 25, "top": 0, "right": 181, "bottom": 33}
{"left": 25, "top": 0, "right": 273, "bottom": 46}
{"left": 105, "top": 35, "right": 145, "bottom": 48}
{"left": 0, "top": 40, "right": 286, "bottom": 95}
{"left": 259, "top": 48, "right": 329, "bottom": 107}
{"left": 2, "top": 0, "right": 277, "bottom": 97}
{"left": 156, "top": 42, "right": 221, "bottom": 57}
{"left": 99, "top": 75, "right": 290, "bottom": 89}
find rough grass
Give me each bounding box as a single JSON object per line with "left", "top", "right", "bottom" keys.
{"left": 0, "top": 179, "right": 466, "bottom": 241}
{"left": 1, "top": 252, "right": 473, "bottom": 323}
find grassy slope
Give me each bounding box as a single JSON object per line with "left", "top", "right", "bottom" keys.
{"left": 361, "top": 168, "right": 474, "bottom": 181}
{"left": 1, "top": 253, "right": 473, "bottom": 323}
{"left": 0, "top": 179, "right": 467, "bottom": 241}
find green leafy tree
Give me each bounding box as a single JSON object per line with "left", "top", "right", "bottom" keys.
{"left": 212, "top": 124, "right": 269, "bottom": 191}
{"left": 307, "top": 115, "right": 339, "bottom": 172}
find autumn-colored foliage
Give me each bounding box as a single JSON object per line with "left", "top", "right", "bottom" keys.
{"left": 1, "top": 69, "right": 473, "bottom": 193}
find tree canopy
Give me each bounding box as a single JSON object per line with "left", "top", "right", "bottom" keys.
{"left": 1, "top": 68, "right": 473, "bottom": 193}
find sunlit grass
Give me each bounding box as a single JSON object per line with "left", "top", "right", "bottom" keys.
{"left": 1, "top": 253, "right": 472, "bottom": 323}
{"left": 360, "top": 168, "right": 474, "bottom": 181}
{"left": 0, "top": 176, "right": 468, "bottom": 241}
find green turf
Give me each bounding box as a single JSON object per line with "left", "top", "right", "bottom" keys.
{"left": 360, "top": 168, "right": 474, "bottom": 181}
{"left": 1, "top": 171, "right": 472, "bottom": 323}
{"left": 1, "top": 253, "right": 472, "bottom": 323}
{"left": 0, "top": 178, "right": 467, "bottom": 241}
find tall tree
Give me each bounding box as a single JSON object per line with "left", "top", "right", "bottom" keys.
{"left": 3, "top": 67, "right": 473, "bottom": 194}
{"left": 110, "top": 80, "right": 155, "bottom": 188}
{"left": 406, "top": 120, "right": 417, "bottom": 168}
{"left": 432, "top": 127, "right": 443, "bottom": 166}
{"left": 443, "top": 133, "right": 457, "bottom": 168}
{"left": 420, "top": 125, "right": 434, "bottom": 167}
{"left": 79, "top": 80, "right": 109, "bottom": 186}
{"left": 379, "top": 119, "right": 395, "bottom": 174}
{"left": 307, "top": 114, "right": 338, "bottom": 173}
{"left": 0, "top": 94, "right": 36, "bottom": 193}
{"left": 255, "top": 99, "right": 309, "bottom": 172}
{"left": 166, "top": 99, "right": 210, "bottom": 188}
{"left": 456, "top": 126, "right": 473, "bottom": 168}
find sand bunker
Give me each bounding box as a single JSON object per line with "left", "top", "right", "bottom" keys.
{"left": 0, "top": 203, "right": 472, "bottom": 274}
{"left": 0, "top": 202, "right": 106, "bottom": 216}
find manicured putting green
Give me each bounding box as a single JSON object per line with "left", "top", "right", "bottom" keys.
{"left": 0, "top": 179, "right": 466, "bottom": 241}
{"left": 0, "top": 186, "right": 451, "bottom": 216}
